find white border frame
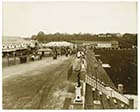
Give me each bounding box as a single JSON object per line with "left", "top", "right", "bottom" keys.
{"left": 0, "top": 0, "right": 139, "bottom": 112}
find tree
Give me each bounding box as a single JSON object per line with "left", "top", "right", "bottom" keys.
{"left": 36, "top": 31, "right": 46, "bottom": 42}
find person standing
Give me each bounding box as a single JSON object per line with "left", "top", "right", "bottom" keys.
{"left": 72, "top": 53, "right": 82, "bottom": 85}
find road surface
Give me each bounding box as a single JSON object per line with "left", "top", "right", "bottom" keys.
{"left": 3, "top": 56, "right": 74, "bottom": 109}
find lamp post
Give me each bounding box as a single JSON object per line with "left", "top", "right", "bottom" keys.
{"left": 93, "top": 63, "right": 101, "bottom": 105}
{"left": 13, "top": 51, "right": 16, "bottom": 65}
{"left": 94, "top": 64, "right": 98, "bottom": 100}
{"left": 74, "top": 56, "right": 83, "bottom": 103}
{"left": 77, "top": 71, "right": 81, "bottom": 87}
{"left": 7, "top": 53, "right": 9, "bottom": 66}
{"left": 74, "top": 70, "right": 83, "bottom": 103}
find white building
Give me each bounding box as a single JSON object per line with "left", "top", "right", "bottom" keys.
{"left": 2, "top": 36, "right": 38, "bottom": 52}
{"left": 97, "top": 43, "right": 112, "bottom": 48}
{"left": 44, "top": 41, "right": 73, "bottom": 48}
{"left": 82, "top": 41, "right": 119, "bottom": 49}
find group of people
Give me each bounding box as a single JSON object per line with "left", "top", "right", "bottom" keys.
{"left": 52, "top": 47, "right": 74, "bottom": 59}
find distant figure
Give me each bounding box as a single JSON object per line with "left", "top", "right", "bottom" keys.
{"left": 65, "top": 50, "right": 69, "bottom": 57}
{"left": 6, "top": 53, "right": 9, "bottom": 58}
{"left": 77, "top": 72, "right": 81, "bottom": 87}
{"left": 72, "top": 57, "right": 82, "bottom": 72}
{"left": 65, "top": 47, "right": 70, "bottom": 57}
{"left": 52, "top": 47, "right": 57, "bottom": 59}
{"left": 31, "top": 55, "right": 35, "bottom": 61}
{"left": 53, "top": 51, "right": 57, "bottom": 59}
{"left": 81, "top": 58, "right": 87, "bottom": 72}
{"left": 76, "top": 51, "right": 81, "bottom": 58}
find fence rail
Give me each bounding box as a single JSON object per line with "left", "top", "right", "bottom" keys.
{"left": 85, "top": 75, "right": 129, "bottom": 105}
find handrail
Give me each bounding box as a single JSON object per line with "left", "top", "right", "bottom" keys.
{"left": 85, "top": 75, "right": 129, "bottom": 105}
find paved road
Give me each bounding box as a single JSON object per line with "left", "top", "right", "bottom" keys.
{"left": 3, "top": 56, "right": 74, "bottom": 109}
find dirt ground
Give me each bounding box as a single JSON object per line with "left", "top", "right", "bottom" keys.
{"left": 3, "top": 56, "right": 74, "bottom": 109}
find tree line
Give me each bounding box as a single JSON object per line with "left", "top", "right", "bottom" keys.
{"left": 31, "top": 32, "right": 137, "bottom": 48}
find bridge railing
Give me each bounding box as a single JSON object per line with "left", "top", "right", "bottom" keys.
{"left": 85, "top": 74, "right": 129, "bottom": 105}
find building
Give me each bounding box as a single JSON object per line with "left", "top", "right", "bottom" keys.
{"left": 98, "top": 34, "right": 109, "bottom": 38}
{"left": 2, "top": 36, "right": 39, "bottom": 56}
{"left": 82, "top": 41, "right": 119, "bottom": 49}
{"left": 98, "top": 33, "right": 122, "bottom": 38}
{"left": 43, "top": 41, "right": 73, "bottom": 48}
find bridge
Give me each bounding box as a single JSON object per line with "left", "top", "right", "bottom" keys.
{"left": 2, "top": 49, "right": 134, "bottom": 109}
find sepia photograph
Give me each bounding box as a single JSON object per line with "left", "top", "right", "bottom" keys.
{"left": 2, "top": 1, "right": 138, "bottom": 110}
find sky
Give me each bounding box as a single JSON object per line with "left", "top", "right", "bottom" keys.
{"left": 2, "top": 1, "right": 137, "bottom": 37}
